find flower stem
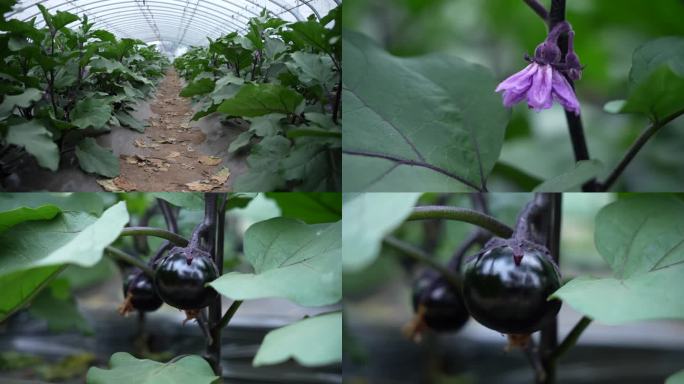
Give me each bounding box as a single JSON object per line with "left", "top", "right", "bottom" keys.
{"left": 105, "top": 246, "right": 155, "bottom": 277}
{"left": 120, "top": 227, "right": 189, "bottom": 247}
{"left": 598, "top": 108, "right": 684, "bottom": 191}
{"left": 383, "top": 236, "right": 462, "bottom": 290}
{"left": 407, "top": 206, "right": 513, "bottom": 238}
{"left": 523, "top": 0, "right": 548, "bottom": 20}
{"left": 548, "top": 0, "right": 597, "bottom": 192}
{"left": 551, "top": 316, "right": 592, "bottom": 360}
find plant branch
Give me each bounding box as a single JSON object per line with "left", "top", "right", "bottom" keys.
{"left": 119, "top": 227, "right": 189, "bottom": 247}
{"left": 523, "top": 0, "right": 548, "bottom": 20}
{"left": 551, "top": 316, "right": 592, "bottom": 360}
{"left": 548, "top": 0, "right": 597, "bottom": 192}
{"left": 217, "top": 300, "right": 243, "bottom": 329}
{"left": 407, "top": 206, "right": 513, "bottom": 238}
{"left": 598, "top": 108, "right": 684, "bottom": 191}
{"left": 383, "top": 236, "right": 462, "bottom": 290}
{"left": 105, "top": 246, "right": 155, "bottom": 277}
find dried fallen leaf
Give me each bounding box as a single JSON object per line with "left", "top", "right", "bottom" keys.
{"left": 180, "top": 123, "right": 190, "bottom": 129}
{"left": 210, "top": 167, "right": 230, "bottom": 185}
{"left": 185, "top": 181, "right": 217, "bottom": 192}
{"left": 167, "top": 151, "right": 181, "bottom": 159}
{"left": 187, "top": 145, "right": 195, "bottom": 152}
{"left": 134, "top": 139, "right": 159, "bottom": 149}
{"left": 97, "top": 177, "right": 137, "bottom": 192}
{"left": 198, "top": 155, "right": 222, "bottom": 166}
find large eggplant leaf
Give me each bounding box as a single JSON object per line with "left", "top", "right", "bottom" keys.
{"left": 0, "top": 202, "right": 128, "bottom": 322}
{"left": 210, "top": 218, "right": 341, "bottom": 306}
{"left": 342, "top": 31, "right": 509, "bottom": 192}
{"left": 553, "top": 195, "right": 684, "bottom": 324}
{"left": 253, "top": 312, "right": 342, "bottom": 367}
{"left": 87, "top": 353, "right": 218, "bottom": 384}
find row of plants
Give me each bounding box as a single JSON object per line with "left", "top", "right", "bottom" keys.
{"left": 174, "top": 6, "right": 342, "bottom": 192}
{"left": 0, "top": 0, "right": 168, "bottom": 180}
{"left": 0, "top": 192, "right": 342, "bottom": 381}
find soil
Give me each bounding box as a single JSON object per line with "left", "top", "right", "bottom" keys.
{"left": 113, "top": 69, "right": 235, "bottom": 192}
{"left": 1, "top": 69, "right": 249, "bottom": 192}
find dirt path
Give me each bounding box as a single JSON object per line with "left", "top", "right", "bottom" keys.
{"left": 109, "top": 69, "right": 231, "bottom": 192}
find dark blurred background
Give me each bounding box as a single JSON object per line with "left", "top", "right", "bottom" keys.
{"left": 343, "top": 0, "right": 684, "bottom": 191}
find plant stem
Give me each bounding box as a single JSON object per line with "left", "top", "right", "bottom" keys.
{"left": 523, "top": 0, "right": 549, "bottom": 20}
{"left": 105, "top": 246, "right": 155, "bottom": 277}
{"left": 204, "top": 194, "right": 222, "bottom": 376}
{"left": 383, "top": 236, "right": 462, "bottom": 290}
{"left": 119, "top": 227, "right": 189, "bottom": 246}
{"left": 217, "top": 300, "right": 243, "bottom": 329}
{"left": 538, "top": 193, "right": 562, "bottom": 384}
{"left": 548, "top": 0, "right": 597, "bottom": 192}
{"left": 598, "top": 108, "right": 684, "bottom": 191}
{"left": 407, "top": 206, "right": 513, "bottom": 238}
{"left": 551, "top": 316, "right": 592, "bottom": 360}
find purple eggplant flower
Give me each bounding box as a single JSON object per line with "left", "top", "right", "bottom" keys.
{"left": 495, "top": 21, "right": 582, "bottom": 115}
{"left": 495, "top": 62, "right": 580, "bottom": 115}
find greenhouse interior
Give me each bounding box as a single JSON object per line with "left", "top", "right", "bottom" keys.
{"left": 0, "top": 0, "right": 342, "bottom": 192}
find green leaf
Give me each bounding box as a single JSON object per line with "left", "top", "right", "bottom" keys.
{"left": 265, "top": 193, "right": 341, "bottom": 223}
{"left": 253, "top": 312, "right": 342, "bottom": 367}
{"left": 28, "top": 278, "right": 93, "bottom": 334}
{"left": 0, "top": 88, "right": 42, "bottom": 118}
{"left": 5, "top": 120, "right": 59, "bottom": 171}
{"left": 151, "top": 192, "right": 204, "bottom": 210}
{"left": 71, "top": 98, "right": 113, "bottom": 130}
{"left": 0, "top": 205, "right": 61, "bottom": 233}
{"left": 286, "top": 20, "right": 331, "bottom": 54}
{"left": 233, "top": 136, "right": 290, "bottom": 191}
{"left": 75, "top": 138, "right": 120, "bottom": 178}
{"left": 667, "top": 369, "right": 684, "bottom": 384}
{"left": 179, "top": 78, "right": 215, "bottom": 97}
{"left": 217, "top": 83, "right": 304, "bottom": 117}
{"left": 227, "top": 131, "right": 254, "bottom": 153}
{"left": 342, "top": 193, "right": 421, "bottom": 271}
{"left": 282, "top": 137, "right": 338, "bottom": 191}
{"left": 86, "top": 353, "right": 218, "bottom": 384}
{"left": 210, "top": 218, "right": 341, "bottom": 306}
{"left": 552, "top": 195, "right": 684, "bottom": 324}
{"left": 607, "top": 37, "right": 684, "bottom": 121}
{"left": 286, "top": 52, "right": 335, "bottom": 87}
{"left": 342, "top": 31, "right": 509, "bottom": 192}
{"left": 51, "top": 10, "right": 79, "bottom": 31}
{"left": 0, "top": 193, "right": 104, "bottom": 219}
{"left": 0, "top": 202, "right": 129, "bottom": 322}
{"left": 533, "top": 160, "right": 603, "bottom": 192}
{"left": 114, "top": 111, "right": 146, "bottom": 132}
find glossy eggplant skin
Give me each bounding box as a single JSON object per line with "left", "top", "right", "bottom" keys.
{"left": 154, "top": 247, "right": 219, "bottom": 310}
{"left": 123, "top": 272, "right": 163, "bottom": 312}
{"left": 412, "top": 271, "right": 469, "bottom": 332}
{"left": 463, "top": 245, "right": 561, "bottom": 334}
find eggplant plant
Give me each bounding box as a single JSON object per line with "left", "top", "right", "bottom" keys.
{"left": 342, "top": 192, "right": 684, "bottom": 383}
{"left": 0, "top": 192, "right": 342, "bottom": 382}
{"left": 174, "top": 6, "right": 342, "bottom": 192}
{"left": 0, "top": 0, "right": 167, "bottom": 180}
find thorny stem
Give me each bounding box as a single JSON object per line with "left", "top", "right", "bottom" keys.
{"left": 120, "top": 227, "right": 189, "bottom": 247}
{"left": 407, "top": 206, "right": 513, "bottom": 238}
{"left": 548, "top": 0, "right": 597, "bottom": 192}
{"left": 383, "top": 236, "right": 462, "bottom": 290}
{"left": 598, "top": 108, "right": 684, "bottom": 191}
{"left": 105, "top": 246, "right": 155, "bottom": 277}
{"left": 551, "top": 316, "right": 592, "bottom": 360}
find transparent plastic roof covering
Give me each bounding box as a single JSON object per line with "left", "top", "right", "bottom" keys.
{"left": 5, "top": 0, "right": 339, "bottom": 54}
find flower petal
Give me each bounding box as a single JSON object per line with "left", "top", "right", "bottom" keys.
{"left": 495, "top": 63, "right": 537, "bottom": 94}
{"left": 502, "top": 89, "right": 528, "bottom": 107}
{"left": 551, "top": 69, "right": 581, "bottom": 115}
{"left": 527, "top": 64, "right": 553, "bottom": 111}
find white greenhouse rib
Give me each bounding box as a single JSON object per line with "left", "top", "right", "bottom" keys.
{"left": 7, "top": 0, "right": 338, "bottom": 47}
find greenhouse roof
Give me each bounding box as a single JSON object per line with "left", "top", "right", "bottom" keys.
{"left": 5, "top": 0, "right": 339, "bottom": 53}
